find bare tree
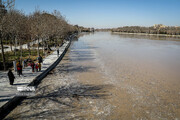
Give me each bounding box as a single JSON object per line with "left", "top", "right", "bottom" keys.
{"left": 0, "top": 0, "right": 15, "bottom": 70}
{"left": 1, "top": 5, "right": 76, "bottom": 70}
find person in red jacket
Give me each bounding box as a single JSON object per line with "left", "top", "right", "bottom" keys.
{"left": 35, "top": 62, "right": 39, "bottom": 72}
{"left": 16, "top": 61, "right": 22, "bottom": 77}
{"left": 31, "top": 62, "right": 35, "bottom": 72}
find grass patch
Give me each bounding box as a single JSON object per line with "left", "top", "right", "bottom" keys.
{"left": 0, "top": 49, "right": 53, "bottom": 63}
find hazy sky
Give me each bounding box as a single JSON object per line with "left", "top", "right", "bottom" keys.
{"left": 15, "top": 0, "right": 180, "bottom": 28}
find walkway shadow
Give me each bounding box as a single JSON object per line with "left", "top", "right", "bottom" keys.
{"left": 0, "top": 95, "right": 13, "bottom": 98}
{"left": 0, "top": 94, "right": 14, "bottom": 104}
{"left": 6, "top": 83, "right": 113, "bottom": 119}
{"left": 0, "top": 98, "right": 12, "bottom": 103}
{"left": 13, "top": 83, "right": 29, "bottom": 86}
{"left": 0, "top": 94, "right": 14, "bottom": 103}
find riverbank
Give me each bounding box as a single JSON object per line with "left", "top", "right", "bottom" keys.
{"left": 112, "top": 32, "right": 180, "bottom": 38}
{"left": 4, "top": 32, "right": 180, "bottom": 119}
{"left": 0, "top": 33, "right": 76, "bottom": 119}
{"left": 0, "top": 40, "right": 69, "bottom": 105}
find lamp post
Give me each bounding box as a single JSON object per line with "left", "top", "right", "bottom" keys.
{"left": 0, "top": 0, "right": 7, "bottom": 70}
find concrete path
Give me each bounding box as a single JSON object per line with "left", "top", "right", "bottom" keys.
{"left": 0, "top": 41, "right": 69, "bottom": 107}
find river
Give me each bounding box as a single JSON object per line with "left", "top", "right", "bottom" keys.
{"left": 6, "top": 32, "right": 180, "bottom": 119}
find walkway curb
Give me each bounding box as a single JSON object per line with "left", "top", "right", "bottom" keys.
{"left": 0, "top": 38, "right": 72, "bottom": 120}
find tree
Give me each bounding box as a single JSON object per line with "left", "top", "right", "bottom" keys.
{"left": 0, "top": 0, "right": 15, "bottom": 70}
{"left": 1, "top": 5, "right": 76, "bottom": 70}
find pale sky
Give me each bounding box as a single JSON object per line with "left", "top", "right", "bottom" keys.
{"left": 15, "top": 0, "right": 180, "bottom": 28}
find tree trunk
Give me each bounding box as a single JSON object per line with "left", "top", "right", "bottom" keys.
{"left": 10, "top": 41, "right": 12, "bottom": 51}
{"left": 20, "top": 44, "right": 22, "bottom": 60}
{"left": 28, "top": 42, "right": 31, "bottom": 56}
{"left": 37, "top": 37, "right": 40, "bottom": 56}
{"left": 42, "top": 38, "right": 44, "bottom": 56}
{"left": 14, "top": 36, "right": 17, "bottom": 56}
{"left": 19, "top": 38, "right": 22, "bottom": 62}
{"left": 10, "top": 35, "right": 13, "bottom": 52}
{"left": 0, "top": 32, "right": 6, "bottom": 70}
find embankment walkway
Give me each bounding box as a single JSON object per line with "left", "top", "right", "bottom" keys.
{"left": 0, "top": 40, "right": 70, "bottom": 108}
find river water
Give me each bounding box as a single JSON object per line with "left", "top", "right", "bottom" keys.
{"left": 6, "top": 32, "right": 180, "bottom": 119}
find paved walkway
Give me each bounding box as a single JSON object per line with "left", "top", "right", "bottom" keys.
{"left": 0, "top": 41, "right": 70, "bottom": 107}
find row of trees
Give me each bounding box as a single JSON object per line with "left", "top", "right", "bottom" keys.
{"left": 74, "top": 25, "right": 94, "bottom": 32}
{"left": 112, "top": 24, "right": 180, "bottom": 35}
{"left": 0, "top": 3, "right": 76, "bottom": 70}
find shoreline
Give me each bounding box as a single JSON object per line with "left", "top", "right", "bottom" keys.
{"left": 0, "top": 34, "right": 76, "bottom": 119}
{"left": 112, "top": 32, "right": 180, "bottom": 38}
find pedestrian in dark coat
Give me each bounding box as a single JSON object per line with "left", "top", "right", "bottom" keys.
{"left": 38, "top": 55, "right": 43, "bottom": 63}
{"left": 57, "top": 49, "right": 59, "bottom": 57}
{"left": 7, "top": 69, "right": 15, "bottom": 85}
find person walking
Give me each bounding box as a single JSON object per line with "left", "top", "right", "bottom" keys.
{"left": 38, "top": 55, "right": 43, "bottom": 63}
{"left": 16, "top": 61, "right": 20, "bottom": 75}
{"left": 24, "top": 59, "right": 28, "bottom": 67}
{"left": 57, "top": 49, "right": 59, "bottom": 57}
{"left": 16, "top": 61, "right": 23, "bottom": 76}
{"left": 19, "top": 64, "right": 23, "bottom": 76}
{"left": 31, "top": 62, "right": 35, "bottom": 72}
{"left": 38, "top": 62, "right": 41, "bottom": 71}
{"left": 7, "top": 69, "right": 15, "bottom": 85}
{"left": 35, "top": 62, "right": 39, "bottom": 72}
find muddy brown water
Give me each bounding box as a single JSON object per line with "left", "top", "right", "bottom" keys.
{"left": 6, "top": 32, "right": 180, "bottom": 119}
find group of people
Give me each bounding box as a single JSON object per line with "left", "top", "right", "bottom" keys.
{"left": 7, "top": 47, "right": 61, "bottom": 86}
{"left": 7, "top": 55, "right": 43, "bottom": 85}
{"left": 27, "top": 55, "right": 43, "bottom": 73}
{"left": 30, "top": 62, "right": 41, "bottom": 72}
